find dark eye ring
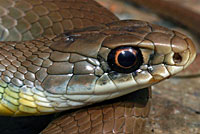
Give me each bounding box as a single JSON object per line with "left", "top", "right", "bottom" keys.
{"left": 107, "top": 46, "right": 143, "bottom": 73}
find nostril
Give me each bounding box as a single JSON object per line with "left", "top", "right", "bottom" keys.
{"left": 173, "top": 53, "right": 182, "bottom": 63}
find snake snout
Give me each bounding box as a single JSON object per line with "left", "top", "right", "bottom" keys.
{"left": 145, "top": 29, "right": 196, "bottom": 76}
{"left": 162, "top": 31, "right": 196, "bottom": 75}
{"left": 171, "top": 31, "right": 196, "bottom": 69}
{"left": 183, "top": 37, "right": 196, "bottom": 69}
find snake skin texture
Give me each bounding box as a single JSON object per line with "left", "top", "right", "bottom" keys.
{"left": 0, "top": 0, "right": 153, "bottom": 133}
{"left": 0, "top": 0, "right": 118, "bottom": 116}
{"left": 41, "top": 88, "right": 151, "bottom": 134}
{"left": 0, "top": 0, "right": 196, "bottom": 134}
{"left": 0, "top": 19, "right": 195, "bottom": 116}
{"left": 0, "top": 0, "right": 118, "bottom": 41}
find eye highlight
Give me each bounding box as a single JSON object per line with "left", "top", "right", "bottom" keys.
{"left": 107, "top": 46, "right": 143, "bottom": 73}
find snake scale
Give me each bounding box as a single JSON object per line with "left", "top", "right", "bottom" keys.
{"left": 0, "top": 0, "right": 196, "bottom": 134}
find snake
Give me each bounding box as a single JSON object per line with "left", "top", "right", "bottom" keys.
{"left": 0, "top": 0, "right": 196, "bottom": 133}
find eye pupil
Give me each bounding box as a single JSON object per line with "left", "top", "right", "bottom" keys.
{"left": 107, "top": 46, "right": 143, "bottom": 73}
{"left": 118, "top": 50, "right": 136, "bottom": 68}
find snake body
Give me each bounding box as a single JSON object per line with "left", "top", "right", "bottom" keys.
{"left": 0, "top": 0, "right": 196, "bottom": 133}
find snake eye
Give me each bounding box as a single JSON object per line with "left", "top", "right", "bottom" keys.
{"left": 107, "top": 46, "right": 143, "bottom": 73}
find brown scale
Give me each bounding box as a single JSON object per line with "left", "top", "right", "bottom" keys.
{"left": 0, "top": 0, "right": 151, "bottom": 133}
{"left": 41, "top": 88, "right": 151, "bottom": 134}
{"left": 0, "top": 0, "right": 196, "bottom": 134}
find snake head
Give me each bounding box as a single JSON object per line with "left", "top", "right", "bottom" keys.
{"left": 49, "top": 20, "right": 196, "bottom": 103}
{"left": 0, "top": 20, "right": 196, "bottom": 116}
